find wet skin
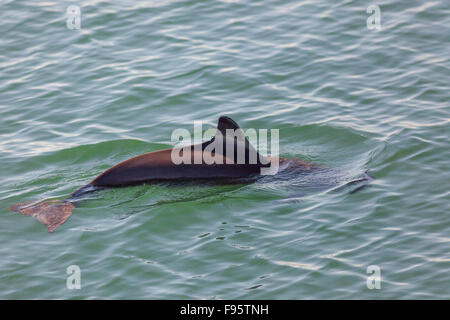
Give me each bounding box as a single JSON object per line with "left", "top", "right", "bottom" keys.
{"left": 10, "top": 116, "right": 316, "bottom": 232}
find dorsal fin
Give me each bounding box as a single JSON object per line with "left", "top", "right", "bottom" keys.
{"left": 217, "top": 116, "right": 241, "bottom": 136}
{"left": 215, "top": 116, "right": 250, "bottom": 145}
{"left": 200, "top": 116, "right": 240, "bottom": 150}
{"left": 200, "top": 116, "right": 269, "bottom": 165}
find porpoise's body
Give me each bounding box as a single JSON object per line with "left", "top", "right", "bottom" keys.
{"left": 10, "top": 116, "right": 313, "bottom": 232}
{"left": 89, "top": 148, "right": 262, "bottom": 187}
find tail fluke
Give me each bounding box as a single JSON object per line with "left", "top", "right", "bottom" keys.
{"left": 9, "top": 200, "right": 75, "bottom": 233}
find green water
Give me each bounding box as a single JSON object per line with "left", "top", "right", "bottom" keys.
{"left": 0, "top": 0, "right": 449, "bottom": 299}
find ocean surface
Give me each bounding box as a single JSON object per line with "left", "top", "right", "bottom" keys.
{"left": 0, "top": 0, "right": 449, "bottom": 299}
